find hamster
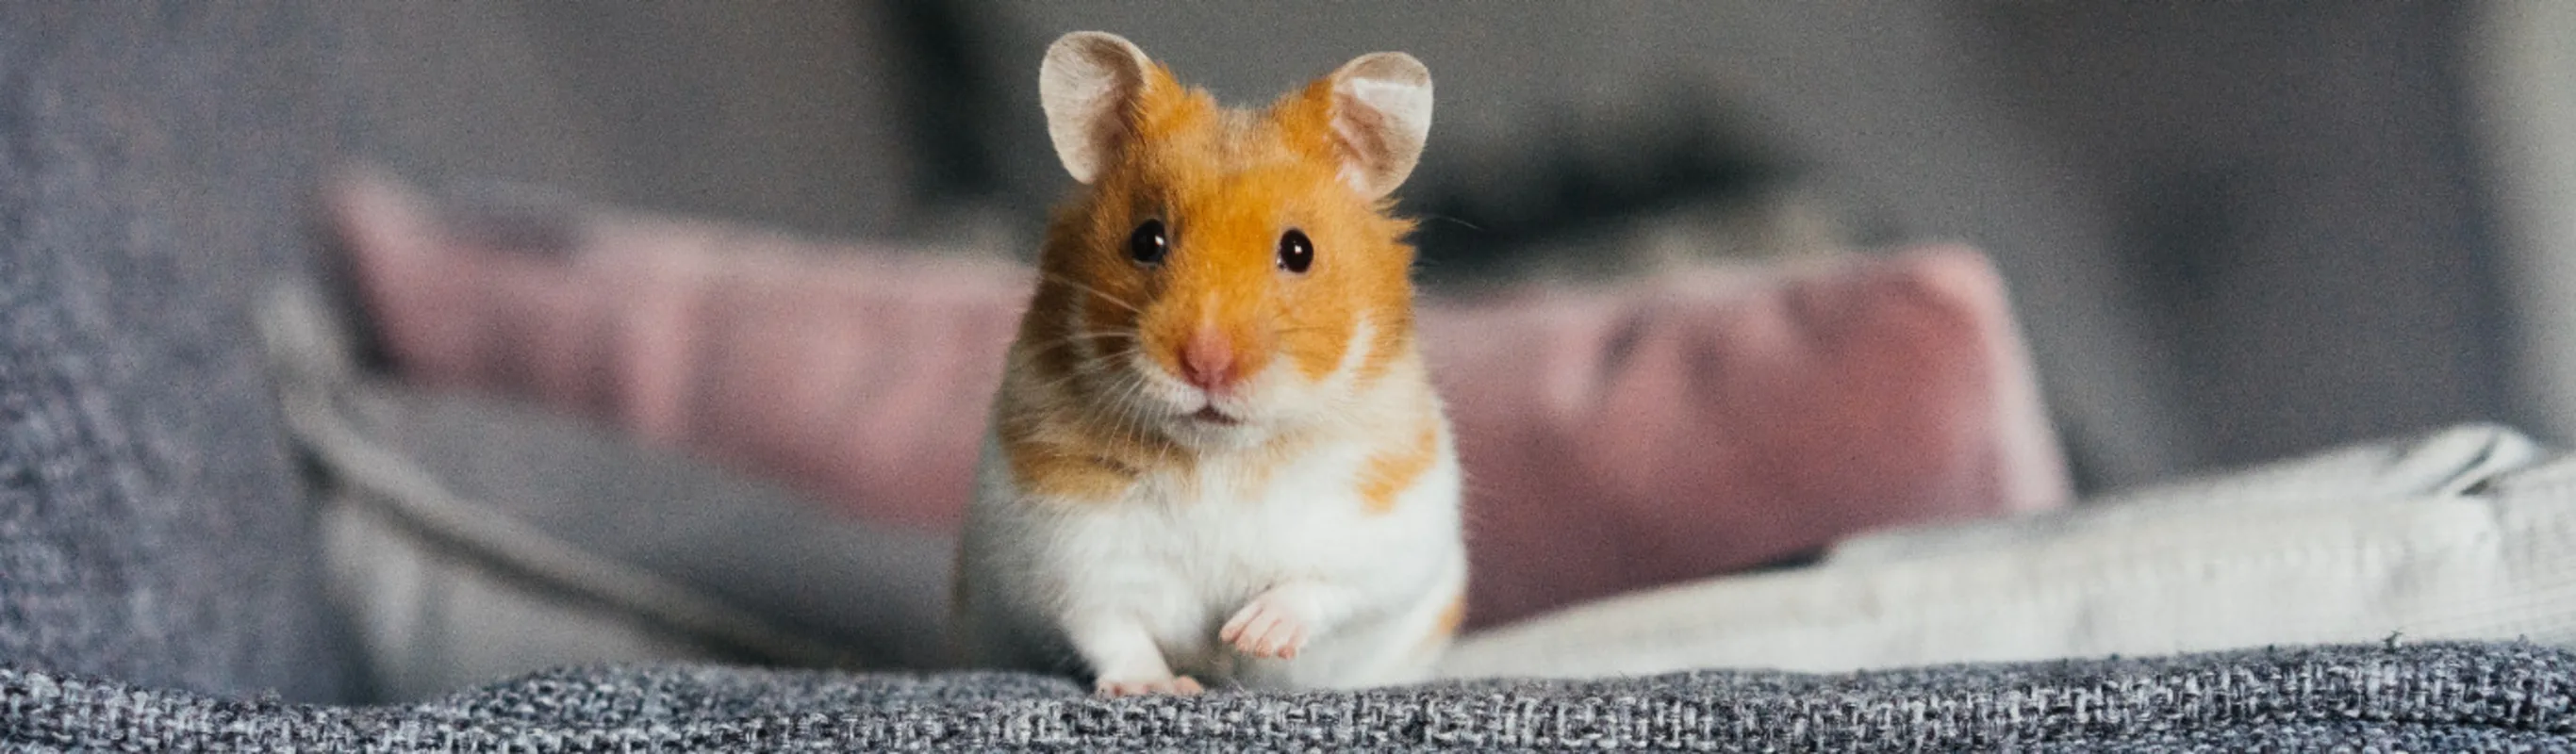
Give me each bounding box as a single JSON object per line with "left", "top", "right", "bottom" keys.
{"left": 954, "top": 31, "right": 1465, "bottom": 697}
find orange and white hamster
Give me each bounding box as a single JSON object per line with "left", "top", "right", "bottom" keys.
{"left": 955, "top": 31, "right": 1465, "bottom": 696}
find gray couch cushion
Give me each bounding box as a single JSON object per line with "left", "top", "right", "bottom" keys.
{"left": 4, "top": 642, "right": 2570, "bottom": 750}
{"left": 1445, "top": 424, "right": 2576, "bottom": 679}
{"left": 258, "top": 277, "right": 954, "bottom": 701}
{"left": 0, "top": 4, "right": 353, "bottom": 700}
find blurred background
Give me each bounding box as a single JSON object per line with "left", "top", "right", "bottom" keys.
{"left": 334, "top": 1, "right": 2576, "bottom": 495}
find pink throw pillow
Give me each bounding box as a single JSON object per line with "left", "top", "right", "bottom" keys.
{"left": 330, "top": 171, "right": 2067, "bottom": 629}
{"left": 1426, "top": 256, "right": 2067, "bottom": 625}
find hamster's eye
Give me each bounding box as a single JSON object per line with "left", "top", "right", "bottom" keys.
{"left": 1127, "top": 219, "right": 1168, "bottom": 266}
{"left": 1278, "top": 229, "right": 1313, "bottom": 274}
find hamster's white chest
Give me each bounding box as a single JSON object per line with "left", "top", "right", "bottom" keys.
{"left": 1054, "top": 460, "right": 1375, "bottom": 615}
{"left": 963, "top": 420, "right": 1468, "bottom": 689}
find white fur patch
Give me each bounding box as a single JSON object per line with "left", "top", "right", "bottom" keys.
{"left": 961, "top": 331, "right": 1464, "bottom": 690}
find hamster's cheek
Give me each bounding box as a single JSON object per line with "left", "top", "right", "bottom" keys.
{"left": 1240, "top": 369, "right": 1335, "bottom": 428}
{"left": 1125, "top": 352, "right": 1202, "bottom": 415}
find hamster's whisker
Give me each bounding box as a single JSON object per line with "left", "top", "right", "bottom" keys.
{"left": 1124, "top": 376, "right": 1178, "bottom": 471}
{"left": 1022, "top": 353, "right": 1129, "bottom": 400}
{"left": 1040, "top": 272, "right": 1146, "bottom": 315}
{"left": 1038, "top": 330, "right": 1137, "bottom": 346}
{"left": 1422, "top": 213, "right": 1483, "bottom": 232}
{"left": 1102, "top": 374, "right": 1162, "bottom": 456}
{"left": 1024, "top": 330, "right": 1138, "bottom": 358}
{"left": 1022, "top": 369, "right": 1090, "bottom": 402}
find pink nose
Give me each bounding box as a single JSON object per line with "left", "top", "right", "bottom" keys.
{"left": 1179, "top": 327, "right": 1238, "bottom": 392}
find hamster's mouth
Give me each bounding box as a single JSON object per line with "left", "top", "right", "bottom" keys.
{"left": 1189, "top": 405, "right": 1243, "bottom": 426}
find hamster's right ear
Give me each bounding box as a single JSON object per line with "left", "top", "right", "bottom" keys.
{"left": 1040, "top": 31, "right": 1153, "bottom": 185}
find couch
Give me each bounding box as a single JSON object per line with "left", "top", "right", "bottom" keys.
{"left": 7, "top": 5, "right": 2576, "bottom": 751}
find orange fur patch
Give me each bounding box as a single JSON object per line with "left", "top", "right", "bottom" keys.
{"left": 993, "top": 351, "right": 1197, "bottom": 502}
{"left": 1422, "top": 588, "right": 1467, "bottom": 649}
{"left": 1358, "top": 420, "right": 1441, "bottom": 514}
{"left": 1034, "top": 58, "right": 1420, "bottom": 400}
{"left": 1003, "top": 48, "right": 1428, "bottom": 503}
{"left": 1000, "top": 439, "right": 1141, "bottom": 501}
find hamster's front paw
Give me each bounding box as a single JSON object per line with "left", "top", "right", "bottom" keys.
{"left": 1220, "top": 591, "right": 1314, "bottom": 660}
{"left": 1095, "top": 675, "right": 1204, "bottom": 697}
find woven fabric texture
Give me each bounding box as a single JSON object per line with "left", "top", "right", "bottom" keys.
{"left": 0, "top": 4, "right": 354, "bottom": 700}
{"left": 6, "top": 643, "right": 2573, "bottom": 751}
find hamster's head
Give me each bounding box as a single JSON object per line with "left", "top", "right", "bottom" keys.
{"left": 1025, "top": 31, "right": 1433, "bottom": 450}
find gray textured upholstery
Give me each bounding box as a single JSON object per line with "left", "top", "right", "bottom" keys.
{"left": 7, "top": 643, "right": 2573, "bottom": 750}
{"left": 0, "top": 4, "right": 354, "bottom": 701}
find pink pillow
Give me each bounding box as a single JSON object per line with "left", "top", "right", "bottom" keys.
{"left": 1426, "top": 256, "right": 2066, "bottom": 625}
{"left": 331, "top": 171, "right": 2067, "bottom": 629}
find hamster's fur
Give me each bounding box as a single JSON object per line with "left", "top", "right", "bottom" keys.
{"left": 954, "top": 31, "right": 1465, "bottom": 696}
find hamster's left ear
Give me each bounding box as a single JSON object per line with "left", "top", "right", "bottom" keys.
{"left": 1322, "top": 53, "right": 1433, "bottom": 200}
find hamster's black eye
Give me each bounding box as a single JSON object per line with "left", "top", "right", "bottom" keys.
{"left": 1277, "top": 228, "right": 1313, "bottom": 273}
{"left": 1128, "top": 219, "right": 1168, "bottom": 266}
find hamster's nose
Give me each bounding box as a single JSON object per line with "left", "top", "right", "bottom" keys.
{"left": 1178, "top": 326, "right": 1239, "bottom": 393}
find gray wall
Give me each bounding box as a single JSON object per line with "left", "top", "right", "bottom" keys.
{"left": 1969, "top": 4, "right": 2512, "bottom": 475}
{"left": 337, "top": 1, "right": 2531, "bottom": 491}
{"left": 332, "top": 1, "right": 918, "bottom": 239}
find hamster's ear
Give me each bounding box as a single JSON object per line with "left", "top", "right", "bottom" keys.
{"left": 1326, "top": 52, "right": 1433, "bottom": 200}
{"left": 1040, "top": 31, "right": 1152, "bottom": 184}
